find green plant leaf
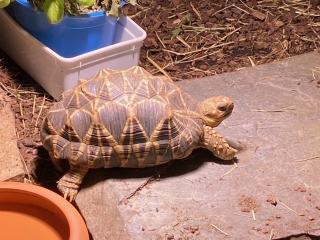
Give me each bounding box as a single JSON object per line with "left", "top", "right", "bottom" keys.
{"left": 127, "top": 0, "right": 136, "bottom": 5}
{"left": 43, "top": 0, "right": 64, "bottom": 24}
{"left": 77, "top": 0, "right": 94, "bottom": 7}
{"left": 0, "top": 0, "right": 10, "bottom": 8}
{"left": 107, "top": 0, "right": 121, "bottom": 18}
{"left": 171, "top": 27, "right": 182, "bottom": 39}
{"left": 181, "top": 13, "right": 191, "bottom": 25}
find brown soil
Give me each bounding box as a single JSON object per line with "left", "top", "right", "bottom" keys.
{"left": 239, "top": 195, "right": 260, "bottom": 213}
{"left": 0, "top": 0, "right": 319, "bottom": 182}
{"left": 124, "top": 0, "right": 320, "bottom": 79}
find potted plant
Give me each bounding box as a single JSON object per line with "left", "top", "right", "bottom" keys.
{"left": 0, "top": 0, "right": 10, "bottom": 8}
{"left": 1, "top": 0, "right": 136, "bottom": 57}
{"left": 1, "top": 0, "right": 135, "bottom": 22}
{"left": 0, "top": 0, "right": 146, "bottom": 99}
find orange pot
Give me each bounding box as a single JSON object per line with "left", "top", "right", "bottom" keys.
{"left": 0, "top": 182, "right": 89, "bottom": 240}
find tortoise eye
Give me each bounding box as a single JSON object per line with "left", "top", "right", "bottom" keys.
{"left": 217, "top": 104, "right": 227, "bottom": 112}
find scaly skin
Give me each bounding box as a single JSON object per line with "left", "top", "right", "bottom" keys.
{"left": 202, "top": 125, "right": 237, "bottom": 160}
{"left": 57, "top": 165, "right": 89, "bottom": 202}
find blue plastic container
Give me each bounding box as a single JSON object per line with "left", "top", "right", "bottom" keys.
{"left": 6, "top": 0, "right": 119, "bottom": 57}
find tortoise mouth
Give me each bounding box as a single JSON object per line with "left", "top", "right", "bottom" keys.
{"left": 223, "top": 109, "right": 233, "bottom": 118}
{"left": 220, "top": 102, "right": 234, "bottom": 119}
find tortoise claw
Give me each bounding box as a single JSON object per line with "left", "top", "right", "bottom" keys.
{"left": 57, "top": 180, "right": 79, "bottom": 202}
{"left": 63, "top": 190, "right": 78, "bottom": 202}
{"left": 56, "top": 165, "right": 88, "bottom": 202}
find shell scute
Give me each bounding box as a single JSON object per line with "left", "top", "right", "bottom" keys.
{"left": 115, "top": 94, "right": 135, "bottom": 106}
{"left": 134, "top": 99, "right": 168, "bottom": 138}
{"left": 52, "top": 136, "right": 70, "bottom": 159}
{"left": 160, "top": 80, "right": 176, "bottom": 96}
{"left": 99, "top": 80, "right": 123, "bottom": 101}
{"left": 119, "top": 117, "right": 148, "bottom": 145}
{"left": 167, "top": 90, "right": 186, "bottom": 110}
{"left": 70, "top": 109, "right": 92, "bottom": 140}
{"left": 81, "top": 73, "right": 104, "bottom": 97}
{"left": 169, "top": 117, "right": 183, "bottom": 139}
{"left": 154, "top": 140, "right": 172, "bottom": 164}
{"left": 108, "top": 71, "right": 124, "bottom": 92}
{"left": 60, "top": 123, "right": 81, "bottom": 143}
{"left": 132, "top": 141, "right": 152, "bottom": 160}
{"left": 114, "top": 144, "right": 131, "bottom": 164}
{"left": 46, "top": 102, "right": 67, "bottom": 135}
{"left": 150, "top": 118, "right": 171, "bottom": 142}
{"left": 135, "top": 79, "right": 157, "bottom": 98}
{"left": 67, "top": 142, "right": 87, "bottom": 165}
{"left": 108, "top": 150, "right": 121, "bottom": 168}
{"left": 171, "top": 135, "right": 189, "bottom": 159}
{"left": 98, "top": 102, "right": 127, "bottom": 143}
{"left": 124, "top": 154, "right": 139, "bottom": 168}
{"left": 99, "top": 146, "right": 113, "bottom": 167}
{"left": 180, "top": 92, "right": 198, "bottom": 112}
{"left": 147, "top": 77, "right": 164, "bottom": 94}
{"left": 116, "top": 67, "right": 149, "bottom": 93}
{"left": 83, "top": 123, "right": 114, "bottom": 146}
{"left": 63, "top": 90, "right": 89, "bottom": 109}
{"left": 143, "top": 147, "right": 157, "bottom": 167}
{"left": 122, "top": 73, "right": 141, "bottom": 91}
{"left": 86, "top": 145, "right": 100, "bottom": 167}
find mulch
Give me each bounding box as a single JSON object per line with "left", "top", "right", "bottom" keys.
{"left": 124, "top": 0, "right": 320, "bottom": 79}
{"left": 0, "top": 0, "right": 319, "bottom": 182}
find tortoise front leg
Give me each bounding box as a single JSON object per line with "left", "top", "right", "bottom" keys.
{"left": 57, "top": 164, "right": 89, "bottom": 202}
{"left": 202, "top": 125, "right": 237, "bottom": 160}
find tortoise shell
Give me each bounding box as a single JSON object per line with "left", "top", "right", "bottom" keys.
{"left": 41, "top": 67, "right": 203, "bottom": 169}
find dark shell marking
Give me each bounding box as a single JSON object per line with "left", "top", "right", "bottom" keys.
{"left": 41, "top": 67, "right": 202, "bottom": 169}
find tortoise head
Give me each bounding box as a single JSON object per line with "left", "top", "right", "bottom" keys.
{"left": 198, "top": 96, "right": 234, "bottom": 127}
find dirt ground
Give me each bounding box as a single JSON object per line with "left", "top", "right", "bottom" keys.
{"left": 125, "top": 0, "right": 320, "bottom": 79}
{"left": 0, "top": 0, "right": 319, "bottom": 185}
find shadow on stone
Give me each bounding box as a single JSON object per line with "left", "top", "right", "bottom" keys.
{"left": 34, "top": 146, "right": 60, "bottom": 191}
{"left": 34, "top": 145, "right": 236, "bottom": 192}
{"left": 81, "top": 149, "right": 236, "bottom": 190}
{"left": 274, "top": 234, "right": 320, "bottom": 240}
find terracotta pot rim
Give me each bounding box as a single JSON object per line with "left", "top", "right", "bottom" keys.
{"left": 0, "top": 182, "right": 89, "bottom": 240}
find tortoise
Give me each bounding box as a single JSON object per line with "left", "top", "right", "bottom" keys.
{"left": 40, "top": 66, "right": 237, "bottom": 201}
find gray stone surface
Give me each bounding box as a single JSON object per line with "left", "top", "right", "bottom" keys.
{"left": 77, "top": 51, "right": 320, "bottom": 239}
{"left": 0, "top": 89, "right": 25, "bottom": 181}
{"left": 76, "top": 179, "right": 130, "bottom": 240}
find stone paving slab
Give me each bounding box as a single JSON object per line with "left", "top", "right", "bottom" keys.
{"left": 77, "top": 51, "right": 320, "bottom": 239}
{"left": 0, "top": 89, "right": 25, "bottom": 181}
{"left": 76, "top": 179, "right": 130, "bottom": 240}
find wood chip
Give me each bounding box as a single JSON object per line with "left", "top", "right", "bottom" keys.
{"left": 249, "top": 9, "right": 266, "bottom": 20}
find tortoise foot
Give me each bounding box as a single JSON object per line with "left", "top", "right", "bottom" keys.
{"left": 57, "top": 179, "right": 79, "bottom": 202}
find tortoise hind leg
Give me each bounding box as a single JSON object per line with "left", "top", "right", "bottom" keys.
{"left": 57, "top": 165, "right": 89, "bottom": 202}
{"left": 201, "top": 125, "right": 237, "bottom": 160}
